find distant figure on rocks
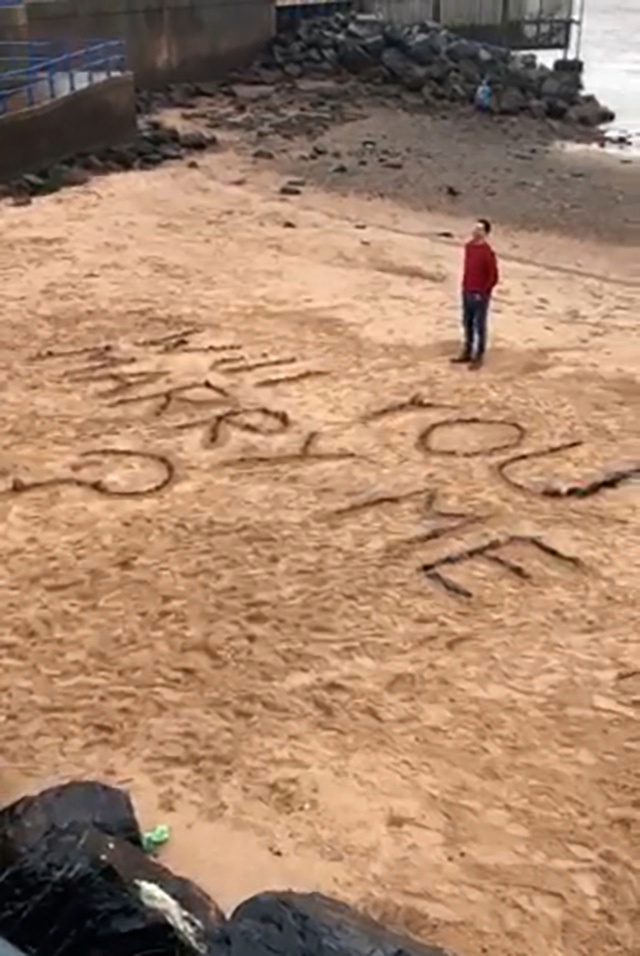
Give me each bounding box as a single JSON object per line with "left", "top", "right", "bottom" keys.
{"left": 451, "top": 219, "right": 499, "bottom": 369}
{"left": 474, "top": 78, "right": 492, "bottom": 113}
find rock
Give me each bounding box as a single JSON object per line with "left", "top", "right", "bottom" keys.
{"left": 50, "top": 165, "right": 91, "bottom": 188}
{"left": 0, "top": 782, "right": 142, "bottom": 850}
{"left": 279, "top": 184, "right": 302, "bottom": 196}
{"left": 423, "top": 56, "right": 452, "bottom": 84}
{"left": 21, "top": 173, "right": 46, "bottom": 193}
{"left": 141, "top": 123, "right": 181, "bottom": 147}
{"left": 381, "top": 47, "right": 427, "bottom": 91}
{"left": 447, "top": 38, "right": 481, "bottom": 62}
{"left": 77, "top": 154, "right": 107, "bottom": 173}
{"left": 138, "top": 152, "right": 164, "bottom": 167}
{"left": 104, "top": 146, "right": 137, "bottom": 170}
{"left": 545, "top": 98, "right": 569, "bottom": 120}
{"left": 528, "top": 98, "right": 548, "bottom": 120}
{"left": 568, "top": 95, "right": 615, "bottom": 127}
{"left": 360, "top": 34, "right": 385, "bottom": 60}
{"left": 253, "top": 148, "right": 275, "bottom": 160}
{"left": 228, "top": 892, "right": 452, "bottom": 956}
{"left": 187, "top": 160, "right": 200, "bottom": 169}
{"left": 11, "top": 194, "right": 32, "bottom": 208}
{"left": 497, "top": 86, "right": 527, "bottom": 115}
{"left": 346, "top": 14, "right": 385, "bottom": 41}
{"left": 445, "top": 184, "right": 461, "bottom": 197}
{"left": 405, "top": 33, "right": 439, "bottom": 66}
{"left": 541, "top": 75, "right": 564, "bottom": 99}
{"left": 179, "top": 130, "right": 209, "bottom": 150}
{"left": 231, "top": 83, "right": 274, "bottom": 102}
{"left": 336, "top": 39, "right": 375, "bottom": 74}
{"left": 331, "top": 163, "right": 348, "bottom": 173}
{"left": 0, "top": 822, "right": 227, "bottom": 956}
{"left": 443, "top": 76, "right": 467, "bottom": 102}
{"left": 251, "top": 12, "right": 611, "bottom": 128}
{"left": 517, "top": 53, "right": 538, "bottom": 70}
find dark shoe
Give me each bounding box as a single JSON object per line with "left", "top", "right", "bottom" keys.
{"left": 450, "top": 353, "right": 471, "bottom": 364}
{"left": 469, "top": 356, "right": 484, "bottom": 370}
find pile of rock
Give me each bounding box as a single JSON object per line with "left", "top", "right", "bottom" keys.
{"left": 0, "top": 781, "right": 454, "bottom": 956}
{"left": 0, "top": 120, "right": 217, "bottom": 204}
{"left": 262, "top": 13, "right": 614, "bottom": 126}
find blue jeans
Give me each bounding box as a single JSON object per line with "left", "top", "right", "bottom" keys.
{"left": 462, "top": 292, "right": 490, "bottom": 359}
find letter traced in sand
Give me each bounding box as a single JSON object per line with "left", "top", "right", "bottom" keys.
{"left": 109, "top": 381, "right": 231, "bottom": 417}
{"left": 498, "top": 441, "right": 640, "bottom": 498}
{"left": 329, "top": 488, "right": 481, "bottom": 547}
{"left": 2, "top": 450, "right": 174, "bottom": 499}
{"left": 362, "top": 393, "right": 455, "bottom": 422}
{"left": 418, "top": 417, "right": 525, "bottom": 457}
{"left": 219, "top": 431, "right": 364, "bottom": 470}
{"left": 421, "top": 535, "right": 582, "bottom": 599}
{"left": 255, "top": 370, "right": 329, "bottom": 388}
{"left": 175, "top": 406, "right": 291, "bottom": 446}
{"left": 33, "top": 343, "right": 113, "bottom": 362}
{"left": 135, "top": 328, "right": 200, "bottom": 351}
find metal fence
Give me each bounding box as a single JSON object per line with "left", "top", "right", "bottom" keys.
{"left": 0, "top": 40, "right": 126, "bottom": 115}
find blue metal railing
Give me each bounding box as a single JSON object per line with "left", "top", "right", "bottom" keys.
{"left": 0, "top": 39, "right": 126, "bottom": 115}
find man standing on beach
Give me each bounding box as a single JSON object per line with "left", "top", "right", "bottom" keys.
{"left": 452, "top": 218, "right": 499, "bottom": 369}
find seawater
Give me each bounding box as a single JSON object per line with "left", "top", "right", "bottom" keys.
{"left": 580, "top": 0, "right": 640, "bottom": 142}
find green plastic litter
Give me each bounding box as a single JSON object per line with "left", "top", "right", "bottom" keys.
{"left": 142, "top": 824, "right": 170, "bottom": 854}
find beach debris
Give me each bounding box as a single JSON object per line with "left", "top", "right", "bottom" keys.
{"left": 142, "top": 823, "right": 171, "bottom": 854}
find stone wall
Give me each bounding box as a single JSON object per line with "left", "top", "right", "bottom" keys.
{"left": 0, "top": 73, "right": 136, "bottom": 181}
{"left": 12, "top": 0, "right": 274, "bottom": 88}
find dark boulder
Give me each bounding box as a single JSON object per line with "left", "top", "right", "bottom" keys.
{"left": 405, "top": 33, "right": 440, "bottom": 66}
{"left": 424, "top": 56, "right": 453, "bottom": 84}
{"left": 0, "top": 782, "right": 142, "bottom": 849}
{"left": 382, "top": 47, "right": 427, "bottom": 91}
{"left": 497, "top": 86, "right": 528, "bottom": 115}
{"left": 228, "top": 892, "right": 454, "bottom": 956}
{"left": 336, "top": 39, "right": 375, "bottom": 74}
{"left": 568, "top": 95, "right": 615, "bottom": 126}
{"left": 545, "top": 97, "right": 569, "bottom": 120}
{"left": 447, "top": 38, "right": 481, "bottom": 62}
{"left": 0, "top": 822, "right": 226, "bottom": 956}
{"left": 179, "top": 130, "right": 210, "bottom": 150}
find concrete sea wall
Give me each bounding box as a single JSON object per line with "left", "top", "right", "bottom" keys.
{"left": 0, "top": 73, "right": 136, "bottom": 181}
{"left": 9, "top": 0, "right": 275, "bottom": 87}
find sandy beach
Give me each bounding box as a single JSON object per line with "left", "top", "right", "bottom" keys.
{"left": 0, "top": 87, "right": 638, "bottom": 956}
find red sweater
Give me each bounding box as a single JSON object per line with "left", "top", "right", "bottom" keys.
{"left": 463, "top": 240, "right": 499, "bottom": 295}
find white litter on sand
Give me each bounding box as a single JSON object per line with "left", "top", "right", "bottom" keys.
{"left": 135, "top": 880, "right": 207, "bottom": 954}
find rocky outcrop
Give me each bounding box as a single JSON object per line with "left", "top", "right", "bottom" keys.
{"left": 260, "top": 13, "right": 614, "bottom": 127}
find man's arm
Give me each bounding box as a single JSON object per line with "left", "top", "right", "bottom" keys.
{"left": 488, "top": 247, "right": 499, "bottom": 292}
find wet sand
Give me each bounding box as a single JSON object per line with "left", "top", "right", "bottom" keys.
{"left": 0, "top": 110, "right": 638, "bottom": 956}
{"left": 179, "top": 78, "right": 639, "bottom": 244}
